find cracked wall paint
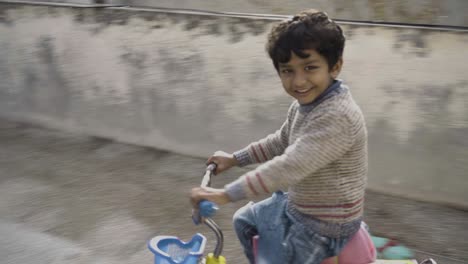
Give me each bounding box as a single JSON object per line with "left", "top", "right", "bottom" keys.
{"left": 128, "top": 0, "right": 468, "bottom": 27}
{"left": 343, "top": 27, "right": 468, "bottom": 142}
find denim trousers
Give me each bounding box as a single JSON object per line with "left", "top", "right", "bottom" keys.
{"left": 232, "top": 191, "right": 351, "bottom": 264}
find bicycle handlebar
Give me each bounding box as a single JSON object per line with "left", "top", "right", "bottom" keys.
{"left": 201, "top": 163, "right": 217, "bottom": 188}
{"left": 199, "top": 163, "right": 218, "bottom": 217}
{"left": 193, "top": 163, "right": 224, "bottom": 258}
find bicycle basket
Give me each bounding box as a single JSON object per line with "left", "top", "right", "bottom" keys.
{"left": 148, "top": 233, "right": 206, "bottom": 264}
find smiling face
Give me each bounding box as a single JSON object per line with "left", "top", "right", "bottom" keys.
{"left": 278, "top": 49, "right": 343, "bottom": 105}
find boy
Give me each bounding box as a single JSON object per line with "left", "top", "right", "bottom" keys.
{"left": 191, "top": 9, "right": 367, "bottom": 264}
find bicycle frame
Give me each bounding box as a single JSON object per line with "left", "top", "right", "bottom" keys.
{"left": 197, "top": 163, "right": 225, "bottom": 264}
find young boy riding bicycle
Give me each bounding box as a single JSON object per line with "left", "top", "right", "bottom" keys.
{"left": 191, "top": 9, "right": 368, "bottom": 264}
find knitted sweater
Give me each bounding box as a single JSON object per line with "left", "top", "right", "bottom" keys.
{"left": 225, "top": 80, "right": 368, "bottom": 237}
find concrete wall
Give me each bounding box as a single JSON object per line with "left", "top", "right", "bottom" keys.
{"left": 0, "top": 4, "right": 467, "bottom": 208}
{"left": 2, "top": 0, "right": 127, "bottom": 6}
{"left": 5, "top": 0, "right": 468, "bottom": 27}
{"left": 126, "top": 0, "right": 468, "bottom": 28}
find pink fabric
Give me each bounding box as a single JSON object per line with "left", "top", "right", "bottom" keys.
{"left": 321, "top": 225, "right": 376, "bottom": 264}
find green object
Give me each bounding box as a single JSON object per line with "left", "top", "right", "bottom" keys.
{"left": 383, "top": 245, "right": 414, "bottom": 259}
{"left": 371, "top": 236, "right": 414, "bottom": 260}
{"left": 371, "top": 236, "right": 388, "bottom": 248}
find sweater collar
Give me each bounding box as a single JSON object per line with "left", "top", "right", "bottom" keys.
{"left": 298, "top": 79, "right": 344, "bottom": 113}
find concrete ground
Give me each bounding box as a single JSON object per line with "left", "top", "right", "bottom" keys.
{"left": 0, "top": 118, "right": 467, "bottom": 264}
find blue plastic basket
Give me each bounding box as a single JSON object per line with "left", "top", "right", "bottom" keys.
{"left": 148, "top": 233, "right": 206, "bottom": 264}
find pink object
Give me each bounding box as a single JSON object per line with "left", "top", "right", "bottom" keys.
{"left": 252, "top": 235, "right": 259, "bottom": 263}
{"left": 321, "top": 224, "right": 376, "bottom": 264}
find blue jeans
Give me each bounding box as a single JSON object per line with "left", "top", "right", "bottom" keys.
{"left": 233, "top": 191, "right": 351, "bottom": 264}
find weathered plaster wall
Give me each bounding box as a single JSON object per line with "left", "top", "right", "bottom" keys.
{"left": 0, "top": 4, "right": 467, "bottom": 207}
{"left": 128, "top": 0, "right": 468, "bottom": 27}
{"left": 4, "top": 0, "right": 468, "bottom": 27}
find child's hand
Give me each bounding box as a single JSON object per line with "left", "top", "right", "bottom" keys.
{"left": 206, "top": 151, "right": 238, "bottom": 175}
{"left": 190, "top": 187, "right": 231, "bottom": 208}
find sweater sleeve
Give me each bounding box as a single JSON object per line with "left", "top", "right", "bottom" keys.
{"left": 232, "top": 103, "right": 295, "bottom": 167}
{"left": 225, "top": 111, "right": 355, "bottom": 202}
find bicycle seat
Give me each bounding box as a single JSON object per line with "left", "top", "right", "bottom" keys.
{"left": 321, "top": 223, "right": 376, "bottom": 264}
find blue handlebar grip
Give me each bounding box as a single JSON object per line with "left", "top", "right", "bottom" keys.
{"left": 199, "top": 200, "right": 218, "bottom": 217}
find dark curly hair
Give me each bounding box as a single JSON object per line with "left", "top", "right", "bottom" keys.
{"left": 266, "top": 10, "right": 345, "bottom": 71}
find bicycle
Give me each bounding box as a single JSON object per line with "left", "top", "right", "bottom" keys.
{"left": 147, "top": 164, "right": 437, "bottom": 264}
{"left": 147, "top": 163, "right": 225, "bottom": 264}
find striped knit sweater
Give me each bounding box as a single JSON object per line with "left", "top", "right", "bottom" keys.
{"left": 225, "top": 80, "right": 368, "bottom": 238}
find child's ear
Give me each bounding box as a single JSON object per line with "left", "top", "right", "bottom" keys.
{"left": 330, "top": 57, "right": 343, "bottom": 79}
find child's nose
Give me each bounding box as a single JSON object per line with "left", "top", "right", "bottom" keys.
{"left": 293, "top": 73, "right": 307, "bottom": 87}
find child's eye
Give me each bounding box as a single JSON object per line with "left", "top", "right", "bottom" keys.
{"left": 305, "top": 65, "right": 318, "bottom": 71}
{"left": 281, "top": 69, "right": 293, "bottom": 74}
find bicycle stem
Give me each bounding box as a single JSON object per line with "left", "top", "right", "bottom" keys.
{"left": 201, "top": 163, "right": 224, "bottom": 258}
{"left": 204, "top": 218, "right": 224, "bottom": 258}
